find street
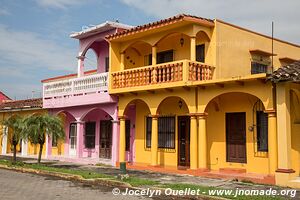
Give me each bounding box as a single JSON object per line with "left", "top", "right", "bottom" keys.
{"left": 0, "top": 169, "right": 153, "bottom": 200}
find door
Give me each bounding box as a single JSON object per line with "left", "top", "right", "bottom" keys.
{"left": 178, "top": 116, "right": 190, "bottom": 167}
{"left": 196, "top": 44, "right": 205, "bottom": 63}
{"left": 69, "top": 123, "right": 77, "bottom": 156}
{"left": 226, "top": 112, "right": 247, "bottom": 163}
{"left": 99, "top": 120, "right": 112, "bottom": 159}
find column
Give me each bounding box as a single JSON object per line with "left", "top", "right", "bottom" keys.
{"left": 77, "top": 55, "right": 85, "bottom": 77}
{"left": 190, "top": 37, "right": 196, "bottom": 61}
{"left": 21, "top": 140, "right": 28, "bottom": 156}
{"left": 151, "top": 115, "right": 158, "bottom": 166}
{"left": 198, "top": 113, "right": 208, "bottom": 169}
{"left": 265, "top": 109, "right": 277, "bottom": 174}
{"left": 190, "top": 114, "right": 198, "bottom": 169}
{"left": 1, "top": 126, "right": 8, "bottom": 155}
{"left": 111, "top": 120, "right": 119, "bottom": 166}
{"left": 119, "top": 117, "right": 126, "bottom": 163}
{"left": 276, "top": 83, "right": 294, "bottom": 172}
{"left": 76, "top": 121, "right": 84, "bottom": 158}
{"left": 152, "top": 46, "right": 157, "bottom": 66}
{"left": 120, "top": 53, "right": 125, "bottom": 70}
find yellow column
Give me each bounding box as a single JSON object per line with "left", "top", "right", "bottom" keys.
{"left": 265, "top": 110, "right": 277, "bottom": 174}
{"left": 119, "top": 117, "right": 126, "bottom": 163}
{"left": 151, "top": 115, "right": 158, "bottom": 166}
{"left": 120, "top": 52, "right": 125, "bottom": 70}
{"left": 190, "top": 37, "right": 196, "bottom": 61}
{"left": 198, "top": 113, "right": 207, "bottom": 169}
{"left": 152, "top": 46, "right": 157, "bottom": 66}
{"left": 190, "top": 115, "right": 198, "bottom": 170}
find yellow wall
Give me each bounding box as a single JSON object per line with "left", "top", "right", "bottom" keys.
{"left": 206, "top": 92, "right": 269, "bottom": 174}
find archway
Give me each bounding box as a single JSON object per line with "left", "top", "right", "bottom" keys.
{"left": 204, "top": 92, "right": 270, "bottom": 174}
{"left": 123, "top": 99, "right": 151, "bottom": 163}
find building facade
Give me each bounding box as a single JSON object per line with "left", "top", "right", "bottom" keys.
{"left": 42, "top": 21, "right": 132, "bottom": 165}
{"left": 107, "top": 14, "right": 300, "bottom": 185}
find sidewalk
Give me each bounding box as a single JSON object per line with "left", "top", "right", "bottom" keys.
{"left": 0, "top": 155, "right": 286, "bottom": 191}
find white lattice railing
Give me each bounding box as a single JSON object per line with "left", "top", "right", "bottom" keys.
{"left": 43, "top": 73, "right": 108, "bottom": 98}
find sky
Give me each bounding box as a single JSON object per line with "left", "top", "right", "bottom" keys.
{"left": 0, "top": 0, "right": 299, "bottom": 100}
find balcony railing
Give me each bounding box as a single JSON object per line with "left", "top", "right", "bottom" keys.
{"left": 43, "top": 72, "right": 108, "bottom": 98}
{"left": 111, "top": 60, "right": 214, "bottom": 89}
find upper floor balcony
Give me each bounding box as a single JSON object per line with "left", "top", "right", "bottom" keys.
{"left": 108, "top": 15, "right": 216, "bottom": 94}
{"left": 43, "top": 72, "right": 116, "bottom": 109}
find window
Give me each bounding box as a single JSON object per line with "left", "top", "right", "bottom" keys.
{"left": 251, "top": 62, "right": 268, "bottom": 74}
{"left": 85, "top": 122, "right": 96, "bottom": 148}
{"left": 125, "top": 120, "right": 130, "bottom": 151}
{"left": 158, "top": 116, "right": 175, "bottom": 149}
{"left": 52, "top": 134, "right": 57, "bottom": 147}
{"left": 105, "top": 57, "right": 109, "bottom": 72}
{"left": 145, "top": 116, "right": 175, "bottom": 149}
{"left": 147, "top": 50, "right": 174, "bottom": 65}
{"left": 145, "top": 117, "right": 152, "bottom": 148}
{"left": 256, "top": 111, "right": 268, "bottom": 152}
{"left": 196, "top": 44, "right": 205, "bottom": 63}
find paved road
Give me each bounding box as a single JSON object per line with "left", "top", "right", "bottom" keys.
{"left": 0, "top": 169, "right": 154, "bottom": 200}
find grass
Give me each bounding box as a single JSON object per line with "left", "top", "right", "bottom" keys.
{"left": 0, "top": 159, "right": 287, "bottom": 199}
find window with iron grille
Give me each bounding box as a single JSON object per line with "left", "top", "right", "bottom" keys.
{"left": 256, "top": 111, "right": 268, "bottom": 152}
{"left": 251, "top": 62, "right": 268, "bottom": 74}
{"left": 85, "top": 122, "right": 96, "bottom": 149}
{"left": 145, "top": 117, "right": 152, "bottom": 148}
{"left": 125, "top": 120, "right": 130, "bottom": 151}
{"left": 145, "top": 116, "right": 175, "bottom": 149}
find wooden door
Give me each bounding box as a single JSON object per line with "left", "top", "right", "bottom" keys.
{"left": 99, "top": 120, "right": 112, "bottom": 159}
{"left": 178, "top": 116, "right": 190, "bottom": 166}
{"left": 226, "top": 112, "right": 247, "bottom": 163}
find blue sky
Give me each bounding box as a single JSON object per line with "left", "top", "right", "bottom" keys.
{"left": 0, "top": 0, "right": 299, "bottom": 100}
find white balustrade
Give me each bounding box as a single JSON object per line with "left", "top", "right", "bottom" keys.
{"left": 43, "top": 73, "right": 108, "bottom": 98}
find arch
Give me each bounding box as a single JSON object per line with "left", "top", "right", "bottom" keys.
{"left": 84, "top": 48, "right": 98, "bottom": 71}
{"left": 154, "top": 32, "right": 190, "bottom": 47}
{"left": 204, "top": 92, "right": 266, "bottom": 113}
{"left": 196, "top": 30, "right": 211, "bottom": 43}
{"left": 123, "top": 99, "right": 151, "bottom": 117}
{"left": 80, "top": 107, "right": 113, "bottom": 121}
{"left": 156, "top": 96, "right": 189, "bottom": 115}
{"left": 195, "top": 28, "right": 212, "bottom": 40}
{"left": 121, "top": 40, "right": 152, "bottom": 54}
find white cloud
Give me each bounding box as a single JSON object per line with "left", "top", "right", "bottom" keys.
{"left": 120, "top": 0, "right": 300, "bottom": 44}
{"left": 35, "top": 0, "right": 83, "bottom": 9}
{"left": 0, "top": 25, "right": 76, "bottom": 72}
{"left": 0, "top": 8, "right": 10, "bottom": 16}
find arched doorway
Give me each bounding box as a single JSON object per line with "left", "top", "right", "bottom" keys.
{"left": 156, "top": 96, "right": 190, "bottom": 167}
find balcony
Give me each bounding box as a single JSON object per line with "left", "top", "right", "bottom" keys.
{"left": 110, "top": 60, "right": 214, "bottom": 93}
{"left": 43, "top": 73, "right": 116, "bottom": 108}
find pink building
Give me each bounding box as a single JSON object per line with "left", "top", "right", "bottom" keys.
{"left": 0, "top": 91, "right": 11, "bottom": 103}
{"left": 42, "top": 21, "right": 132, "bottom": 165}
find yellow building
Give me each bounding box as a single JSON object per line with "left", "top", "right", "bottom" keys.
{"left": 107, "top": 14, "right": 300, "bottom": 186}
{"left": 0, "top": 98, "right": 63, "bottom": 158}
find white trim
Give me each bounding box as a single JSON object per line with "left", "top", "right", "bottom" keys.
{"left": 21, "top": 140, "right": 28, "bottom": 156}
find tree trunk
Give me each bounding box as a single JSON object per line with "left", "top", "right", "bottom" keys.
{"left": 13, "top": 144, "right": 17, "bottom": 163}
{"left": 38, "top": 143, "right": 44, "bottom": 164}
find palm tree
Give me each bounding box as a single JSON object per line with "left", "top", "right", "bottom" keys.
{"left": 2, "top": 115, "right": 24, "bottom": 163}
{"left": 23, "top": 114, "right": 64, "bottom": 163}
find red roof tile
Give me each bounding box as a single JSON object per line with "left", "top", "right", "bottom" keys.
{"left": 0, "top": 98, "right": 43, "bottom": 110}
{"left": 106, "top": 14, "right": 214, "bottom": 40}
{"left": 269, "top": 60, "right": 300, "bottom": 83}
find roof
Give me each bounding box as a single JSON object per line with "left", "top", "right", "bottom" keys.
{"left": 0, "top": 98, "right": 43, "bottom": 111}
{"left": 269, "top": 60, "right": 300, "bottom": 83}
{"left": 41, "top": 69, "right": 97, "bottom": 83}
{"left": 0, "top": 91, "right": 11, "bottom": 101}
{"left": 249, "top": 49, "right": 277, "bottom": 56}
{"left": 70, "top": 21, "right": 133, "bottom": 39}
{"left": 106, "top": 14, "right": 214, "bottom": 40}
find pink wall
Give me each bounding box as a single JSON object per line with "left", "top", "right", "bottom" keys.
{"left": 0, "top": 92, "right": 10, "bottom": 103}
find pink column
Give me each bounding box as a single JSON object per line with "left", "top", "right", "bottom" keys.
{"left": 77, "top": 56, "right": 85, "bottom": 77}
{"left": 76, "top": 121, "right": 84, "bottom": 158}
{"left": 95, "top": 121, "right": 100, "bottom": 158}
{"left": 111, "top": 120, "right": 119, "bottom": 166}
{"left": 64, "top": 121, "right": 70, "bottom": 157}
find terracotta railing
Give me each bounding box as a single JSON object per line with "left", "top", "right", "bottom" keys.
{"left": 188, "top": 61, "right": 214, "bottom": 81}
{"left": 111, "top": 60, "right": 214, "bottom": 89}
{"left": 111, "top": 61, "right": 183, "bottom": 89}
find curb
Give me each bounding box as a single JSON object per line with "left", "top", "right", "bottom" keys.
{"left": 0, "top": 164, "right": 228, "bottom": 200}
